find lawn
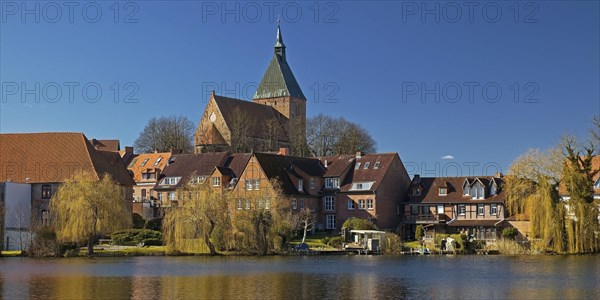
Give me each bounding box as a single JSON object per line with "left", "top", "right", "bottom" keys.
{"left": 289, "top": 233, "right": 338, "bottom": 250}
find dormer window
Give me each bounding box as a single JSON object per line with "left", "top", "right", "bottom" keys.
{"left": 154, "top": 157, "right": 162, "bottom": 166}
{"left": 490, "top": 183, "right": 497, "bottom": 196}
{"left": 364, "top": 162, "right": 370, "bottom": 169}
{"left": 140, "top": 158, "right": 149, "bottom": 167}
{"left": 162, "top": 177, "right": 180, "bottom": 185}
{"left": 471, "top": 182, "right": 485, "bottom": 199}
{"left": 310, "top": 178, "right": 316, "bottom": 189}
{"left": 298, "top": 180, "right": 304, "bottom": 192}
{"left": 412, "top": 188, "right": 421, "bottom": 196}
{"left": 594, "top": 178, "right": 600, "bottom": 189}
{"left": 212, "top": 177, "right": 221, "bottom": 187}
{"left": 325, "top": 177, "right": 340, "bottom": 189}
{"left": 374, "top": 162, "right": 381, "bottom": 169}
{"left": 355, "top": 162, "right": 362, "bottom": 170}
{"left": 439, "top": 187, "right": 447, "bottom": 196}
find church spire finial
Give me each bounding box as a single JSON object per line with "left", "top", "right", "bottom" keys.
{"left": 274, "top": 19, "right": 286, "bottom": 59}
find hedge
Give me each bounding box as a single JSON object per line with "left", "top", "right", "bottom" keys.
{"left": 111, "top": 229, "right": 163, "bottom": 246}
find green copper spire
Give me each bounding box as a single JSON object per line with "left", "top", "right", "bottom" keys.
{"left": 253, "top": 21, "right": 305, "bottom": 100}
{"left": 274, "top": 18, "right": 286, "bottom": 59}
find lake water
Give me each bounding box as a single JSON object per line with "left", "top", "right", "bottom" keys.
{"left": 1, "top": 255, "right": 599, "bottom": 299}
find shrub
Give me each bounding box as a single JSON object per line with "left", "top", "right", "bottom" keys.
{"left": 342, "top": 217, "right": 378, "bottom": 231}
{"left": 449, "top": 233, "right": 467, "bottom": 253}
{"left": 132, "top": 213, "right": 145, "bottom": 229}
{"left": 434, "top": 233, "right": 450, "bottom": 248}
{"left": 142, "top": 239, "right": 163, "bottom": 246}
{"left": 29, "top": 227, "right": 60, "bottom": 257}
{"left": 382, "top": 232, "right": 402, "bottom": 255}
{"left": 145, "top": 218, "right": 162, "bottom": 231}
{"left": 327, "top": 236, "right": 344, "bottom": 248}
{"left": 502, "top": 227, "right": 519, "bottom": 240}
{"left": 415, "top": 225, "right": 424, "bottom": 240}
{"left": 112, "top": 229, "right": 163, "bottom": 246}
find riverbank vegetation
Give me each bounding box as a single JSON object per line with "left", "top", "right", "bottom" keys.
{"left": 505, "top": 132, "right": 600, "bottom": 254}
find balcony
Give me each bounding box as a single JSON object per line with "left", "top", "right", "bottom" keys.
{"left": 404, "top": 214, "right": 447, "bottom": 224}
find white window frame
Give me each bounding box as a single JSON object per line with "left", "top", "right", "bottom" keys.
{"left": 458, "top": 204, "right": 466, "bottom": 216}
{"left": 490, "top": 204, "right": 498, "bottom": 216}
{"left": 245, "top": 179, "right": 253, "bottom": 190}
{"left": 299, "top": 198, "right": 305, "bottom": 209}
{"left": 358, "top": 199, "right": 366, "bottom": 210}
{"left": 347, "top": 200, "right": 355, "bottom": 210}
{"left": 374, "top": 161, "right": 381, "bottom": 169}
{"left": 367, "top": 199, "right": 374, "bottom": 210}
{"left": 168, "top": 192, "right": 176, "bottom": 201}
{"left": 298, "top": 180, "right": 303, "bottom": 192}
{"left": 324, "top": 196, "right": 335, "bottom": 212}
{"left": 355, "top": 162, "right": 361, "bottom": 170}
{"left": 326, "top": 214, "right": 336, "bottom": 230}
{"left": 253, "top": 179, "right": 260, "bottom": 190}
{"left": 292, "top": 198, "right": 297, "bottom": 210}
{"left": 477, "top": 204, "right": 484, "bottom": 216}
{"left": 364, "top": 162, "right": 370, "bottom": 169}
{"left": 154, "top": 157, "right": 162, "bottom": 166}
{"left": 212, "top": 177, "right": 221, "bottom": 187}
{"left": 437, "top": 205, "right": 444, "bottom": 214}
{"left": 439, "top": 187, "right": 447, "bottom": 196}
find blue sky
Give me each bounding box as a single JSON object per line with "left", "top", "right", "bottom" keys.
{"left": 1, "top": 1, "right": 599, "bottom": 176}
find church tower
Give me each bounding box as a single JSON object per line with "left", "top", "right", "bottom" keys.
{"left": 253, "top": 22, "right": 307, "bottom": 147}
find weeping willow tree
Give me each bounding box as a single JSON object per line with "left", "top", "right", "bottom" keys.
{"left": 162, "top": 181, "right": 230, "bottom": 255}
{"left": 562, "top": 139, "right": 600, "bottom": 253}
{"left": 50, "top": 172, "right": 131, "bottom": 255}
{"left": 505, "top": 141, "right": 599, "bottom": 254}
{"left": 230, "top": 180, "right": 293, "bottom": 255}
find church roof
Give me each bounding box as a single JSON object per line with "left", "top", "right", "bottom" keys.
{"left": 253, "top": 24, "right": 306, "bottom": 100}
{"left": 213, "top": 95, "right": 289, "bottom": 142}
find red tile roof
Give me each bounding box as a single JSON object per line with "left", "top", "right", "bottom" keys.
{"left": 127, "top": 152, "right": 172, "bottom": 182}
{"left": 89, "top": 139, "right": 120, "bottom": 152}
{"left": 0, "top": 132, "right": 134, "bottom": 185}
{"left": 407, "top": 176, "right": 505, "bottom": 204}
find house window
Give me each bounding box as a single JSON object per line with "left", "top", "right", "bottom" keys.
{"left": 298, "top": 180, "right": 303, "bottom": 192}
{"left": 141, "top": 189, "right": 147, "bottom": 199}
{"left": 464, "top": 185, "right": 470, "bottom": 196}
{"left": 310, "top": 178, "right": 316, "bottom": 189}
{"left": 411, "top": 205, "right": 419, "bottom": 215}
{"left": 245, "top": 199, "right": 251, "bottom": 210}
{"left": 265, "top": 197, "right": 270, "bottom": 209}
{"left": 154, "top": 157, "right": 162, "bottom": 166}
{"left": 326, "top": 215, "right": 336, "bottom": 229}
{"left": 245, "top": 180, "right": 253, "bottom": 190}
{"left": 477, "top": 204, "right": 484, "bottom": 216}
{"left": 299, "top": 199, "right": 305, "bottom": 209}
{"left": 421, "top": 206, "right": 429, "bottom": 215}
{"left": 292, "top": 198, "right": 297, "bottom": 210}
{"left": 140, "top": 158, "right": 149, "bottom": 167}
{"left": 253, "top": 179, "right": 260, "bottom": 190}
{"left": 325, "top": 177, "right": 340, "bottom": 189}
{"left": 490, "top": 204, "right": 498, "bottom": 216}
{"left": 41, "top": 185, "right": 52, "bottom": 199}
{"left": 439, "top": 187, "right": 447, "bottom": 196}
{"left": 163, "top": 177, "right": 179, "bottom": 185}
{"left": 355, "top": 162, "right": 361, "bottom": 170}
{"left": 458, "top": 204, "right": 466, "bottom": 215}
{"left": 41, "top": 210, "right": 49, "bottom": 226}
{"left": 471, "top": 183, "right": 485, "bottom": 199}
{"left": 595, "top": 178, "right": 600, "bottom": 189}
{"left": 490, "top": 184, "right": 497, "bottom": 196}
{"left": 437, "top": 205, "right": 444, "bottom": 214}
{"left": 212, "top": 177, "right": 221, "bottom": 187}
{"left": 412, "top": 188, "right": 420, "bottom": 196}
{"left": 367, "top": 199, "right": 374, "bottom": 210}
{"left": 348, "top": 200, "right": 355, "bottom": 210}
{"left": 157, "top": 193, "right": 163, "bottom": 202}
{"left": 359, "top": 199, "right": 366, "bottom": 210}
{"left": 374, "top": 161, "right": 381, "bottom": 169}
{"left": 237, "top": 199, "right": 243, "bottom": 210}
{"left": 364, "top": 162, "right": 370, "bottom": 169}
{"left": 356, "top": 183, "right": 363, "bottom": 190}
{"left": 324, "top": 196, "right": 334, "bottom": 211}
{"left": 168, "top": 192, "right": 176, "bottom": 201}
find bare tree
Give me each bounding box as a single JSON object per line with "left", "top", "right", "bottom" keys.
{"left": 591, "top": 115, "right": 600, "bottom": 151}
{"left": 229, "top": 108, "right": 254, "bottom": 153}
{"left": 263, "top": 118, "right": 282, "bottom": 152}
{"left": 134, "top": 115, "right": 195, "bottom": 153}
{"left": 289, "top": 118, "right": 309, "bottom": 157}
{"left": 307, "top": 114, "right": 377, "bottom": 157}
{"left": 292, "top": 208, "right": 315, "bottom": 244}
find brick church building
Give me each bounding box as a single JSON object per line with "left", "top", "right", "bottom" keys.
{"left": 194, "top": 23, "right": 306, "bottom": 154}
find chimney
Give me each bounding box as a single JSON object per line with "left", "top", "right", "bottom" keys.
{"left": 413, "top": 174, "right": 421, "bottom": 182}
{"left": 355, "top": 151, "right": 363, "bottom": 159}
{"left": 125, "top": 146, "right": 133, "bottom": 154}
{"left": 494, "top": 172, "right": 504, "bottom": 178}
{"left": 279, "top": 148, "right": 288, "bottom": 156}
{"left": 324, "top": 159, "right": 328, "bottom": 168}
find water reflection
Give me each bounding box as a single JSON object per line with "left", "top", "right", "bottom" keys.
{"left": 1, "top": 255, "right": 598, "bottom": 299}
